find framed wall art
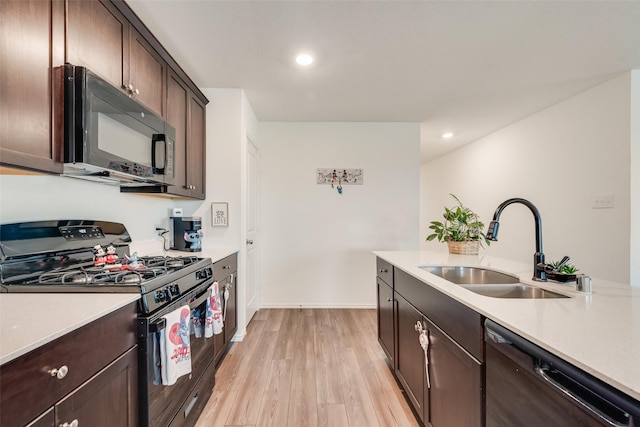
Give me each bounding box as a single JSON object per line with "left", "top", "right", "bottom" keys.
{"left": 211, "top": 202, "right": 228, "bottom": 227}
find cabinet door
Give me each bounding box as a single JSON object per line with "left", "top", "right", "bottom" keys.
{"left": 56, "top": 346, "right": 138, "bottom": 427}
{"left": 428, "top": 321, "right": 482, "bottom": 427}
{"left": 164, "top": 71, "right": 206, "bottom": 200}
{"left": 224, "top": 271, "right": 238, "bottom": 342}
{"left": 66, "top": 0, "right": 129, "bottom": 90}
{"left": 0, "top": 0, "right": 63, "bottom": 173}
{"left": 166, "top": 70, "right": 190, "bottom": 197}
{"left": 187, "top": 95, "right": 206, "bottom": 199}
{"left": 377, "top": 278, "right": 394, "bottom": 365}
{"left": 129, "top": 28, "right": 166, "bottom": 117}
{"left": 395, "top": 293, "right": 427, "bottom": 423}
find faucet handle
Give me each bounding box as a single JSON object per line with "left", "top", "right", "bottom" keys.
{"left": 486, "top": 221, "right": 500, "bottom": 241}
{"left": 576, "top": 275, "right": 592, "bottom": 294}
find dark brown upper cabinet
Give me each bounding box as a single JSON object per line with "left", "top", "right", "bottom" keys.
{"left": 66, "top": 0, "right": 166, "bottom": 117}
{"left": 0, "top": 0, "right": 65, "bottom": 174}
{"left": 1, "top": 0, "right": 207, "bottom": 187}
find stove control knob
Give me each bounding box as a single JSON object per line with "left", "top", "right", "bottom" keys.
{"left": 196, "top": 268, "right": 212, "bottom": 280}
{"left": 171, "top": 284, "right": 180, "bottom": 296}
{"left": 154, "top": 289, "right": 168, "bottom": 303}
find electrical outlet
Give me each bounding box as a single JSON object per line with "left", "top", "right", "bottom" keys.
{"left": 591, "top": 194, "right": 615, "bottom": 209}
{"left": 172, "top": 208, "right": 184, "bottom": 217}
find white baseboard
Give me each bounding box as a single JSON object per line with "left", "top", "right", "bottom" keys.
{"left": 258, "top": 303, "right": 376, "bottom": 309}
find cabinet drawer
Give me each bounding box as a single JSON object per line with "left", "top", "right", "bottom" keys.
{"left": 0, "top": 303, "right": 137, "bottom": 427}
{"left": 376, "top": 257, "right": 393, "bottom": 285}
{"left": 395, "top": 268, "right": 483, "bottom": 361}
{"left": 213, "top": 253, "right": 237, "bottom": 281}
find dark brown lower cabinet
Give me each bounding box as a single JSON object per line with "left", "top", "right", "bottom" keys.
{"left": 395, "top": 294, "right": 428, "bottom": 424}
{"left": 428, "top": 320, "right": 482, "bottom": 427}
{"left": 377, "top": 277, "right": 395, "bottom": 365}
{"left": 213, "top": 253, "right": 238, "bottom": 366}
{"left": 56, "top": 347, "right": 138, "bottom": 427}
{"left": 1, "top": 303, "right": 138, "bottom": 427}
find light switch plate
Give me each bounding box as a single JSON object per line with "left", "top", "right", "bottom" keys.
{"left": 591, "top": 194, "right": 615, "bottom": 209}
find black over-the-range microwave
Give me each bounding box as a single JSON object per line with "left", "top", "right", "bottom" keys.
{"left": 63, "top": 64, "right": 175, "bottom": 187}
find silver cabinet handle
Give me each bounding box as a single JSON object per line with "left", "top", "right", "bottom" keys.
{"left": 386, "top": 297, "right": 392, "bottom": 302}
{"left": 379, "top": 268, "right": 388, "bottom": 273}
{"left": 246, "top": 239, "right": 254, "bottom": 245}
{"left": 48, "top": 365, "right": 69, "bottom": 379}
{"left": 60, "top": 419, "right": 79, "bottom": 427}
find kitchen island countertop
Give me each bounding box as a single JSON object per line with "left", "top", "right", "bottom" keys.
{"left": 374, "top": 250, "right": 640, "bottom": 401}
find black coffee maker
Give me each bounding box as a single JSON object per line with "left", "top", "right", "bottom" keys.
{"left": 171, "top": 216, "right": 203, "bottom": 252}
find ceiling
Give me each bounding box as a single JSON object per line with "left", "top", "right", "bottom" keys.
{"left": 127, "top": 0, "right": 640, "bottom": 163}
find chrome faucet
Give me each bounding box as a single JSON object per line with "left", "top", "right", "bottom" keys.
{"left": 485, "top": 198, "right": 547, "bottom": 281}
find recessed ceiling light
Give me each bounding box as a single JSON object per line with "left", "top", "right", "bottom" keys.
{"left": 442, "top": 132, "right": 454, "bottom": 139}
{"left": 295, "top": 54, "right": 313, "bottom": 66}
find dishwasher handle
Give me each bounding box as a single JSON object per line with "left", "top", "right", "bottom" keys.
{"left": 535, "top": 365, "right": 630, "bottom": 427}
{"left": 484, "top": 319, "right": 640, "bottom": 423}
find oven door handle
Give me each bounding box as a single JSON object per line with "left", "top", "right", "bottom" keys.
{"left": 149, "top": 318, "right": 166, "bottom": 333}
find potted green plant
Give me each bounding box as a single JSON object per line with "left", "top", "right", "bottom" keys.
{"left": 426, "top": 194, "right": 490, "bottom": 255}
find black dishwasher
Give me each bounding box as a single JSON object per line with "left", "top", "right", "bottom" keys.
{"left": 485, "top": 319, "right": 640, "bottom": 427}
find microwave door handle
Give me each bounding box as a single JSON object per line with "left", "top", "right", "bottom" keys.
{"left": 152, "top": 134, "right": 166, "bottom": 174}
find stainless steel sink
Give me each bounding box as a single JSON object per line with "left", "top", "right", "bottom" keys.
{"left": 420, "top": 266, "right": 520, "bottom": 285}
{"left": 420, "top": 265, "right": 571, "bottom": 299}
{"left": 462, "top": 284, "right": 569, "bottom": 299}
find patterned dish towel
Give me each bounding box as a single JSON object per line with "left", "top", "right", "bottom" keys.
{"left": 205, "top": 281, "right": 224, "bottom": 337}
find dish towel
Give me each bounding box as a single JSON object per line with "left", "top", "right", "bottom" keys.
{"left": 205, "top": 281, "right": 224, "bottom": 338}
{"left": 191, "top": 306, "right": 204, "bottom": 338}
{"left": 159, "top": 304, "right": 192, "bottom": 386}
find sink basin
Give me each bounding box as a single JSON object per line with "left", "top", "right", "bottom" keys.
{"left": 462, "top": 284, "right": 569, "bottom": 299}
{"left": 420, "top": 265, "right": 571, "bottom": 299}
{"left": 421, "top": 266, "right": 520, "bottom": 285}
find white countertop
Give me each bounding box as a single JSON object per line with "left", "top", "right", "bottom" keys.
{"left": 0, "top": 293, "right": 140, "bottom": 365}
{"left": 0, "top": 248, "right": 238, "bottom": 366}
{"left": 374, "top": 250, "right": 640, "bottom": 401}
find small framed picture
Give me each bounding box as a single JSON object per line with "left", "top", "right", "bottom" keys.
{"left": 211, "top": 202, "right": 228, "bottom": 227}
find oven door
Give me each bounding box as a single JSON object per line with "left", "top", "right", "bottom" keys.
{"left": 137, "top": 279, "right": 215, "bottom": 427}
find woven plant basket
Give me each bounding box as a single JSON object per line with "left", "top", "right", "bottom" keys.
{"left": 447, "top": 240, "right": 479, "bottom": 255}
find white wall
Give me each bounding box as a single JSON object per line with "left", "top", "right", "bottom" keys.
{"left": 184, "top": 88, "right": 244, "bottom": 249}
{"left": 421, "top": 73, "right": 632, "bottom": 284}
{"left": 630, "top": 70, "right": 640, "bottom": 286}
{"left": 258, "top": 122, "right": 420, "bottom": 307}
{"left": 0, "top": 174, "right": 176, "bottom": 246}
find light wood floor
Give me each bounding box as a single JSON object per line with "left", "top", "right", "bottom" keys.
{"left": 194, "top": 308, "right": 419, "bottom": 427}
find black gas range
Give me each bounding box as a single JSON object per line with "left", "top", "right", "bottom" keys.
{"left": 0, "top": 219, "right": 213, "bottom": 315}
{"left": 0, "top": 220, "right": 218, "bottom": 426}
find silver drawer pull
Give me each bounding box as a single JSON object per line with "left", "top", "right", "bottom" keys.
{"left": 49, "top": 365, "right": 69, "bottom": 379}
{"left": 379, "top": 268, "right": 388, "bottom": 273}
{"left": 60, "top": 419, "right": 78, "bottom": 427}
